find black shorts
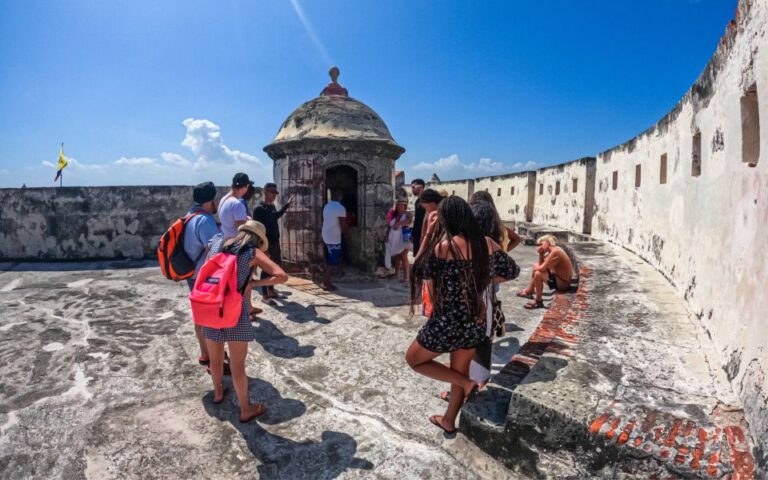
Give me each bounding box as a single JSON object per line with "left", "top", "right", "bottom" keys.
{"left": 548, "top": 274, "right": 568, "bottom": 291}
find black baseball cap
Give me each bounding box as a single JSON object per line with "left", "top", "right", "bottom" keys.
{"left": 232, "top": 172, "right": 254, "bottom": 188}
{"left": 264, "top": 182, "right": 279, "bottom": 193}
{"left": 193, "top": 181, "right": 217, "bottom": 204}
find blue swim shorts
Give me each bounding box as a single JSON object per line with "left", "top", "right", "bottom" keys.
{"left": 325, "top": 243, "right": 343, "bottom": 266}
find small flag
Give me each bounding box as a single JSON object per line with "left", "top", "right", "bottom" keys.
{"left": 54, "top": 144, "right": 68, "bottom": 183}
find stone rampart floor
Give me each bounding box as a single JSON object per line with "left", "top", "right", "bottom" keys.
{"left": 0, "top": 242, "right": 754, "bottom": 479}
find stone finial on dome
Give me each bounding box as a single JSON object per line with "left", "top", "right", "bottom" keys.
{"left": 320, "top": 66, "right": 349, "bottom": 97}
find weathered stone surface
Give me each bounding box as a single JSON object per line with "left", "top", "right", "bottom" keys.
{"left": 0, "top": 246, "right": 541, "bottom": 479}
{"left": 461, "top": 242, "right": 755, "bottom": 478}
{"left": 0, "top": 186, "right": 243, "bottom": 261}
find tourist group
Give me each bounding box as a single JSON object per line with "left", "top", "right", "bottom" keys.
{"left": 159, "top": 172, "right": 573, "bottom": 430}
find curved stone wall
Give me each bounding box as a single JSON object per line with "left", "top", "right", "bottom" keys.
{"left": 429, "top": 0, "right": 767, "bottom": 467}
{"left": 592, "top": 1, "right": 767, "bottom": 468}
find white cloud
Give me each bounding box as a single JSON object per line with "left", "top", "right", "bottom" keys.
{"left": 160, "top": 152, "right": 191, "bottom": 167}
{"left": 115, "top": 156, "right": 156, "bottom": 166}
{"left": 412, "top": 154, "right": 539, "bottom": 180}
{"left": 180, "top": 118, "right": 261, "bottom": 166}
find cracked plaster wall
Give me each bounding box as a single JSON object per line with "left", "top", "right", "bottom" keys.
{"left": 590, "top": 0, "right": 768, "bottom": 468}
{"left": 532, "top": 158, "right": 596, "bottom": 234}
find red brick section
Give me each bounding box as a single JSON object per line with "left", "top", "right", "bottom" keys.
{"left": 499, "top": 264, "right": 593, "bottom": 383}
{"left": 588, "top": 407, "right": 755, "bottom": 478}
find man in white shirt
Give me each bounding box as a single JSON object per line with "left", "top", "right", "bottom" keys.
{"left": 321, "top": 189, "right": 347, "bottom": 290}
{"left": 218, "top": 172, "right": 253, "bottom": 239}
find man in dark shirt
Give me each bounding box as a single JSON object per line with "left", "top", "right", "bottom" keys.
{"left": 253, "top": 182, "right": 294, "bottom": 303}
{"left": 410, "top": 179, "right": 426, "bottom": 256}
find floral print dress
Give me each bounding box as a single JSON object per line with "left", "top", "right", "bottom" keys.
{"left": 415, "top": 250, "right": 520, "bottom": 353}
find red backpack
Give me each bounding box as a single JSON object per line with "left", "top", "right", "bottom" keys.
{"left": 157, "top": 212, "right": 203, "bottom": 281}
{"left": 189, "top": 252, "right": 244, "bottom": 328}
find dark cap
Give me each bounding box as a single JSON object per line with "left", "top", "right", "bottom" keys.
{"left": 263, "top": 182, "right": 279, "bottom": 193}
{"left": 193, "top": 181, "right": 217, "bottom": 204}
{"left": 232, "top": 172, "right": 254, "bottom": 188}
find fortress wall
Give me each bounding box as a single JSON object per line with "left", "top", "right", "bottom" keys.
{"left": 428, "top": 178, "right": 475, "bottom": 199}
{"left": 0, "top": 185, "right": 237, "bottom": 261}
{"left": 418, "top": 1, "right": 767, "bottom": 462}
{"left": 591, "top": 0, "right": 768, "bottom": 466}
{"left": 532, "top": 158, "right": 595, "bottom": 233}
{"left": 472, "top": 172, "right": 535, "bottom": 223}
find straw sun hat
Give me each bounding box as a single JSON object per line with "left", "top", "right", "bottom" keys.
{"left": 238, "top": 220, "right": 269, "bottom": 252}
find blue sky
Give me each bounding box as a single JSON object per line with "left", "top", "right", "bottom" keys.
{"left": 0, "top": 0, "right": 736, "bottom": 187}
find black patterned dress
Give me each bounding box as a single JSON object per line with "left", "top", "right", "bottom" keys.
{"left": 415, "top": 250, "right": 520, "bottom": 353}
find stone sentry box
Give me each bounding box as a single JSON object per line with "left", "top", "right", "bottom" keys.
{"left": 263, "top": 68, "right": 405, "bottom": 273}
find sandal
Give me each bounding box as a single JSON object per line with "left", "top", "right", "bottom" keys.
{"left": 198, "top": 356, "right": 210, "bottom": 366}
{"left": 429, "top": 415, "right": 457, "bottom": 435}
{"left": 206, "top": 362, "right": 232, "bottom": 376}
{"left": 524, "top": 300, "right": 545, "bottom": 309}
{"left": 239, "top": 403, "right": 267, "bottom": 423}
{"left": 516, "top": 289, "right": 533, "bottom": 299}
{"left": 439, "top": 391, "right": 450, "bottom": 402}
{"left": 213, "top": 385, "right": 227, "bottom": 404}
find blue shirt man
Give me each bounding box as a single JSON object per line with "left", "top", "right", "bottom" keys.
{"left": 183, "top": 182, "right": 220, "bottom": 287}
{"left": 183, "top": 181, "right": 220, "bottom": 366}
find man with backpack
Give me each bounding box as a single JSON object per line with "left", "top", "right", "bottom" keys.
{"left": 183, "top": 181, "right": 221, "bottom": 366}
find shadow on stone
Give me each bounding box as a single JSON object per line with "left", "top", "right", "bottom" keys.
{"left": 252, "top": 319, "right": 316, "bottom": 358}
{"left": 275, "top": 301, "right": 332, "bottom": 324}
{"left": 203, "top": 377, "right": 374, "bottom": 479}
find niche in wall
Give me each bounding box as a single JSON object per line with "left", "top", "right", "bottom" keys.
{"left": 635, "top": 165, "right": 642, "bottom": 188}
{"left": 497, "top": 187, "right": 501, "bottom": 197}
{"left": 660, "top": 154, "right": 668, "bottom": 184}
{"left": 741, "top": 83, "right": 760, "bottom": 167}
{"left": 692, "top": 131, "right": 702, "bottom": 177}
{"left": 612, "top": 171, "right": 618, "bottom": 190}
{"left": 539, "top": 183, "right": 543, "bottom": 195}
{"left": 573, "top": 178, "right": 578, "bottom": 193}
{"left": 555, "top": 181, "right": 561, "bottom": 195}
{"left": 510, "top": 186, "right": 515, "bottom": 195}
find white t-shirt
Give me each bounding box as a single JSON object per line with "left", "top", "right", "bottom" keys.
{"left": 218, "top": 195, "right": 247, "bottom": 239}
{"left": 322, "top": 200, "right": 347, "bottom": 244}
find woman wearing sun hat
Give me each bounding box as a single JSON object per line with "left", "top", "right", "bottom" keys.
{"left": 203, "top": 220, "right": 288, "bottom": 422}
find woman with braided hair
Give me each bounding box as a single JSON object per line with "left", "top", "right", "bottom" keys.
{"left": 406, "top": 196, "right": 519, "bottom": 435}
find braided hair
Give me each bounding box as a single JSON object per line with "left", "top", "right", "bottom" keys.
{"left": 410, "top": 196, "right": 490, "bottom": 320}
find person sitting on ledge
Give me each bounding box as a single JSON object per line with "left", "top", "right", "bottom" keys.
{"left": 517, "top": 234, "right": 573, "bottom": 309}
{"left": 320, "top": 66, "right": 349, "bottom": 97}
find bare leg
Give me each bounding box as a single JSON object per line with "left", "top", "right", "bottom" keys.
{"left": 227, "top": 341, "right": 263, "bottom": 420}
{"left": 405, "top": 340, "right": 476, "bottom": 394}
{"left": 522, "top": 262, "right": 541, "bottom": 295}
{"left": 195, "top": 324, "right": 209, "bottom": 359}
{"left": 440, "top": 348, "right": 476, "bottom": 430}
{"left": 533, "top": 270, "right": 548, "bottom": 302}
{"left": 400, "top": 252, "right": 409, "bottom": 281}
{"left": 206, "top": 340, "right": 226, "bottom": 401}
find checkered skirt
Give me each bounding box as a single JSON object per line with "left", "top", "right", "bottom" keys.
{"left": 202, "top": 236, "right": 256, "bottom": 343}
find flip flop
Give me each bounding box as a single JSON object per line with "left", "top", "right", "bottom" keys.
{"left": 249, "top": 307, "right": 264, "bottom": 315}
{"left": 523, "top": 300, "right": 545, "bottom": 310}
{"left": 429, "top": 415, "right": 457, "bottom": 435}
{"left": 516, "top": 290, "right": 533, "bottom": 299}
{"left": 198, "top": 356, "right": 210, "bottom": 366}
{"left": 212, "top": 386, "right": 228, "bottom": 404}
{"left": 320, "top": 284, "right": 338, "bottom": 292}
{"left": 239, "top": 403, "right": 267, "bottom": 423}
{"left": 439, "top": 391, "right": 451, "bottom": 402}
